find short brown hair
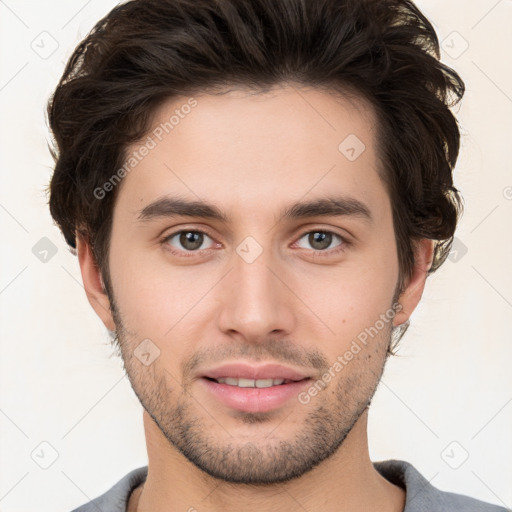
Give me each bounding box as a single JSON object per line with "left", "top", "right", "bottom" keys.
{"left": 47, "top": 0, "right": 464, "bottom": 341}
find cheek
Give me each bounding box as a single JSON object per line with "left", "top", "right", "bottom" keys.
{"left": 109, "top": 241, "right": 219, "bottom": 339}
{"left": 294, "top": 252, "right": 398, "bottom": 346}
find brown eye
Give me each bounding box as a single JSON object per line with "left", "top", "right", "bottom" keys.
{"left": 296, "top": 231, "right": 344, "bottom": 252}
{"left": 164, "top": 231, "right": 214, "bottom": 252}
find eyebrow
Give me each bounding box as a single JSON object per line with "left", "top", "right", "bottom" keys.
{"left": 137, "top": 195, "right": 372, "bottom": 225}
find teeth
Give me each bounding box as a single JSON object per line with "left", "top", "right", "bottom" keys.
{"left": 238, "top": 378, "right": 256, "bottom": 388}
{"left": 216, "top": 378, "right": 286, "bottom": 388}
{"left": 255, "top": 379, "right": 275, "bottom": 388}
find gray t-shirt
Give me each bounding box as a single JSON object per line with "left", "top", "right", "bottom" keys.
{"left": 70, "top": 459, "right": 509, "bottom": 511}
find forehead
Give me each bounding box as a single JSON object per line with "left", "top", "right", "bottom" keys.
{"left": 115, "top": 85, "right": 389, "bottom": 223}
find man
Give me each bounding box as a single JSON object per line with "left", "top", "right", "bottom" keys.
{"left": 46, "top": 0, "right": 507, "bottom": 511}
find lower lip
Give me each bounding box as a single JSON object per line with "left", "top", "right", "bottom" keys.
{"left": 199, "top": 378, "right": 311, "bottom": 413}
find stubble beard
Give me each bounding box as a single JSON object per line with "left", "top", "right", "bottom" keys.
{"left": 107, "top": 289, "right": 392, "bottom": 485}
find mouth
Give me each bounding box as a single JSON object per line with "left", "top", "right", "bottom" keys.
{"left": 198, "top": 363, "right": 313, "bottom": 413}
{"left": 204, "top": 377, "right": 306, "bottom": 388}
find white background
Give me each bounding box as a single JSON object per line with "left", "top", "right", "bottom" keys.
{"left": 0, "top": 1, "right": 511, "bottom": 511}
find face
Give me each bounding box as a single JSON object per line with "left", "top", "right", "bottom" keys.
{"left": 89, "top": 85, "right": 413, "bottom": 484}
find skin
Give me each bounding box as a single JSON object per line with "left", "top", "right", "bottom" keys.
{"left": 77, "top": 84, "right": 433, "bottom": 512}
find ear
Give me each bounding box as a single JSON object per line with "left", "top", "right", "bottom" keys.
{"left": 393, "top": 238, "right": 435, "bottom": 327}
{"left": 76, "top": 234, "right": 116, "bottom": 332}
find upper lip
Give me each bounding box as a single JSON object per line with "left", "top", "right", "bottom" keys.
{"left": 201, "top": 363, "right": 311, "bottom": 381}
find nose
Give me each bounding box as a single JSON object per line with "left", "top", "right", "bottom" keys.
{"left": 216, "top": 245, "right": 297, "bottom": 344}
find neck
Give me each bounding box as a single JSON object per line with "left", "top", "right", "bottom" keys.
{"left": 133, "top": 409, "right": 405, "bottom": 512}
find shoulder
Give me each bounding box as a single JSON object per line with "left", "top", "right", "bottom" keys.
{"left": 69, "top": 466, "right": 148, "bottom": 512}
{"left": 373, "top": 459, "right": 509, "bottom": 512}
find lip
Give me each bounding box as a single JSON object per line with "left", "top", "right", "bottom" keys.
{"left": 202, "top": 363, "right": 310, "bottom": 381}
{"left": 198, "top": 362, "right": 312, "bottom": 414}
{"left": 199, "top": 377, "right": 312, "bottom": 413}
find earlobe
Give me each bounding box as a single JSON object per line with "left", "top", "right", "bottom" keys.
{"left": 76, "top": 233, "right": 116, "bottom": 332}
{"left": 393, "top": 238, "right": 434, "bottom": 327}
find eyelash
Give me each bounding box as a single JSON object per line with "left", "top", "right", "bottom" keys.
{"left": 159, "top": 228, "right": 350, "bottom": 259}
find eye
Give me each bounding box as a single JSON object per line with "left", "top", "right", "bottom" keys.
{"left": 295, "top": 230, "right": 346, "bottom": 254}
{"left": 163, "top": 230, "right": 216, "bottom": 253}
{"left": 160, "top": 228, "right": 348, "bottom": 258}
